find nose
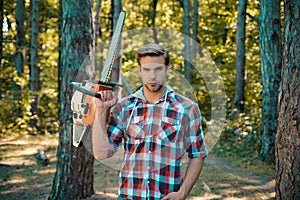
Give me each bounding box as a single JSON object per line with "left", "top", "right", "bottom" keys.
{"left": 149, "top": 70, "right": 156, "bottom": 80}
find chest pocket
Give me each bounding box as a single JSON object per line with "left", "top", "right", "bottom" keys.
{"left": 127, "top": 116, "right": 144, "bottom": 140}
{"left": 159, "top": 116, "right": 181, "bottom": 144}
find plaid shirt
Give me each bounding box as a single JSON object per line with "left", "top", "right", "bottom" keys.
{"left": 107, "top": 86, "right": 208, "bottom": 200}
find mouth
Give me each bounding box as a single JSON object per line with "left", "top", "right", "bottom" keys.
{"left": 149, "top": 83, "right": 158, "bottom": 87}
{"left": 145, "top": 82, "right": 164, "bottom": 92}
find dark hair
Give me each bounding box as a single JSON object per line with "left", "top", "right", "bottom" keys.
{"left": 136, "top": 43, "right": 170, "bottom": 66}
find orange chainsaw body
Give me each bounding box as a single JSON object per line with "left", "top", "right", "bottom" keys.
{"left": 83, "top": 82, "right": 113, "bottom": 125}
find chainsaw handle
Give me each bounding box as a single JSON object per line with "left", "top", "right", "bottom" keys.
{"left": 94, "top": 93, "right": 101, "bottom": 99}
{"left": 70, "top": 82, "right": 102, "bottom": 99}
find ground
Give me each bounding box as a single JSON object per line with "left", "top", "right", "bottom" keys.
{"left": 0, "top": 135, "right": 275, "bottom": 200}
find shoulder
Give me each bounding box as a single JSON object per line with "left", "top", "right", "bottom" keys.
{"left": 169, "top": 91, "right": 202, "bottom": 119}
{"left": 112, "top": 94, "right": 137, "bottom": 111}
{"left": 172, "top": 91, "right": 199, "bottom": 109}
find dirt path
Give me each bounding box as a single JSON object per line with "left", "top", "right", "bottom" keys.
{"left": 193, "top": 154, "right": 275, "bottom": 199}
{"left": 0, "top": 136, "right": 275, "bottom": 200}
{"left": 88, "top": 154, "right": 275, "bottom": 200}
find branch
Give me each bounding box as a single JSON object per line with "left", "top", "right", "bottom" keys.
{"left": 177, "top": 0, "right": 183, "bottom": 8}
{"left": 246, "top": 13, "right": 258, "bottom": 23}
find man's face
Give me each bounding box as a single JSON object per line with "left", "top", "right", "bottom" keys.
{"left": 138, "top": 55, "right": 169, "bottom": 93}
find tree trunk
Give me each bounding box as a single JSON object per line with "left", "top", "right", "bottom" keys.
{"left": 0, "top": 0, "right": 3, "bottom": 67}
{"left": 13, "top": 0, "right": 26, "bottom": 116}
{"left": 151, "top": 0, "right": 158, "bottom": 43}
{"left": 0, "top": 0, "right": 3, "bottom": 96}
{"left": 191, "top": 0, "right": 198, "bottom": 60}
{"left": 111, "top": 0, "right": 122, "bottom": 85}
{"left": 49, "top": 0, "right": 95, "bottom": 199}
{"left": 94, "top": 0, "right": 101, "bottom": 80}
{"left": 94, "top": 0, "right": 101, "bottom": 47}
{"left": 30, "top": 0, "right": 40, "bottom": 130}
{"left": 275, "top": 1, "right": 300, "bottom": 199}
{"left": 57, "top": 0, "right": 62, "bottom": 101}
{"left": 183, "top": 0, "right": 191, "bottom": 81}
{"left": 234, "top": 0, "right": 247, "bottom": 112}
{"left": 258, "top": 0, "right": 282, "bottom": 161}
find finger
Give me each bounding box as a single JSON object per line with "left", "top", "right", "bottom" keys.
{"left": 99, "top": 91, "right": 108, "bottom": 101}
{"left": 105, "top": 90, "right": 113, "bottom": 100}
{"left": 111, "top": 91, "right": 118, "bottom": 104}
{"left": 104, "top": 93, "right": 117, "bottom": 107}
{"left": 94, "top": 98, "right": 102, "bottom": 108}
{"left": 103, "top": 90, "right": 113, "bottom": 101}
{"left": 161, "top": 194, "right": 170, "bottom": 200}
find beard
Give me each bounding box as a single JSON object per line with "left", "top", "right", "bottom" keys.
{"left": 145, "top": 83, "right": 164, "bottom": 92}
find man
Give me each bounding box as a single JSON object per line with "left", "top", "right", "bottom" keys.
{"left": 92, "top": 43, "right": 208, "bottom": 200}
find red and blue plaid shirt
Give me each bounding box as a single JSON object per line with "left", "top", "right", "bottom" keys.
{"left": 107, "top": 86, "right": 208, "bottom": 200}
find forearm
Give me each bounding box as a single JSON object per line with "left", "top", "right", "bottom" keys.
{"left": 92, "top": 108, "right": 114, "bottom": 160}
{"left": 179, "top": 157, "right": 205, "bottom": 198}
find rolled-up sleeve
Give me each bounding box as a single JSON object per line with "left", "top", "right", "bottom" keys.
{"left": 107, "top": 103, "right": 125, "bottom": 148}
{"left": 185, "top": 103, "right": 208, "bottom": 159}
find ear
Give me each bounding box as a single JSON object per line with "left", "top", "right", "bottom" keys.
{"left": 166, "top": 65, "right": 170, "bottom": 74}
{"left": 138, "top": 65, "right": 142, "bottom": 74}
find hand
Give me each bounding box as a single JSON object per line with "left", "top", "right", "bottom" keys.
{"left": 161, "top": 191, "right": 186, "bottom": 200}
{"left": 94, "top": 90, "right": 117, "bottom": 110}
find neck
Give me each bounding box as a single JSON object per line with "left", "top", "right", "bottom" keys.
{"left": 144, "top": 85, "right": 166, "bottom": 103}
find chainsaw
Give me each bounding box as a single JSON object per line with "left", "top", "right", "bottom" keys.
{"left": 70, "top": 11, "right": 126, "bottom": 147}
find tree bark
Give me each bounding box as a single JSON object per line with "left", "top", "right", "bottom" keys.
{"left": 258, "top": 0, "right": 282, "bottom": 161}
{"left": 234, "top": 0, "right": 247, "bottom": 112}
{"left": 49, "top": 0, "right": 95, "bottom": 199}
{"left": 13, "top": 0, "right": 26, "bottom": 115}
{"left": 30, "top": 0, "right": 40, "bottom": 130}
{"left": 275, "top": 1, "right": 300, "bottom": 199}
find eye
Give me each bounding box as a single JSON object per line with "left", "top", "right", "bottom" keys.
{"left": 155, "top": 66, "right": 163, "bottom": 72}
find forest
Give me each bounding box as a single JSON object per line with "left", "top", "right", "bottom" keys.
{"left": 0, "top": 0, "right": 299, "bottom": 199}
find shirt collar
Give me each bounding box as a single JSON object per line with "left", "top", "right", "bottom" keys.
{"left": 132, "top": 86, "right": 176, "bottom": 103}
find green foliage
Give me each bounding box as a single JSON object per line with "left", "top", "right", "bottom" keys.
{"left": 1, "top": 0, "right": 60, "bottom": 136}
{"left": 0, "top": 88, "right": 34, "bottom": 135}
{"left": 0, "top": 66, "right": 59, "bottom": 135}
{"left": 197, "top": 0, "right": 263, "bottom": 165}
{"left": 212, "top": 108, "right": 263, "bottom": 164}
